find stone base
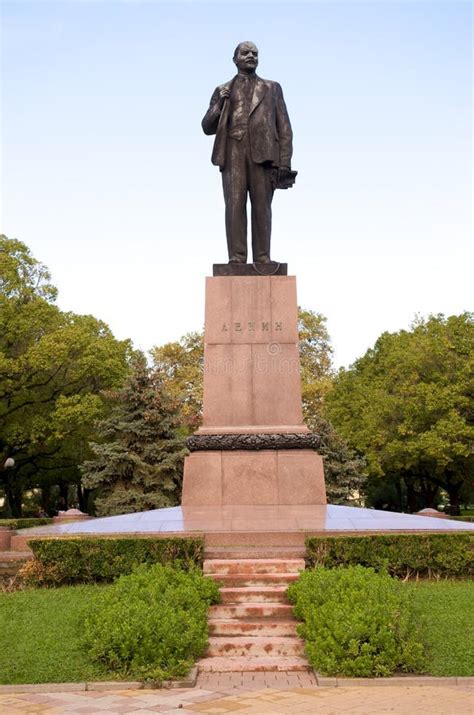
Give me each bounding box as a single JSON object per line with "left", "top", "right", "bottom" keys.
{"left": 0, "top": 527, "right": 12, "bottom": 550}
{"left": 213, "top": 263, "right": 288, "bottom": 276}
{"left": 181, "top": 450, "right": 327, "bottom": 507}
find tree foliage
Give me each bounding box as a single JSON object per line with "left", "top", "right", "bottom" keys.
{"left": 326, "top": 313, "right": 474, "bottom": 513}
{"left": 0, "top": 236, "right": 58, "bottom": 303}
{"left": 151, "top": 332, "right": 203, "bottom": 433}
{"left": 298, "top": 310, "right": 366, "bottom": 503}
{"left": 308, "top": 414, "right": 366, "bottom": 504}
{"left": 0, "top": 235, "right": 132, "bottom": 515}
{"left": 298, "top": 309, "right": 334, "bottom": 419}
{"left": 81, "top": 353, "right": 188, "bottom": 516}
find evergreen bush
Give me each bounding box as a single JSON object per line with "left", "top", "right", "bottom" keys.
{"left": 0, "top": 518, "right": 52, "bottom": 530}
{"left": 82, "top": 563, "right": 220, "bottom": 682}
{"left": 288, "top": 566, "right": 426, "bottom": 677}
{"left": 305, "top": 534, "right": 474, "bottom": 579}
{"left": 20, "top": 537, "right": 204, "bottom": 586}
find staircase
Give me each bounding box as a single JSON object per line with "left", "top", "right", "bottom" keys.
{"left": 198, "top": 550, "right": 310, "bottom": 672}
{"left": 0, "top": 551, "right": 31, "bottom": 578}
{"left": 0, "top": 530, "right": 33, "bottom": 581}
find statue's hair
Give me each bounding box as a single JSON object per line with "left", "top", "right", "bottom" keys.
{"left": 233, "top": 41, "right": 258, "bottom": 60}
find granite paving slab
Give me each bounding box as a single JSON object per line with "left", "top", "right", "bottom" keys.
{"left": 1, "top": 681, "right": 473, "bottom": 714}
{"left": 16, "top": 504, "right": 474, "bottom": 539}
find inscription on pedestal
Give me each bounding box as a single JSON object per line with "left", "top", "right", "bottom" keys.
{"left": 221, "top": 321, "right": 283, "bottom": 333}
{"left": 205, "top": 276, "right": 298, "bottom": 345}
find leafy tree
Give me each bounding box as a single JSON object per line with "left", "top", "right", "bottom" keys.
{"left": 307, "top": 414, "right": 367, "bottom": 505}
{"left": 0, "top": 235, "right": 58, "bottom": 303}
{"left": 298, "top": 309, "right": 334, "bottom": 419}
{"left": 326, "top": 313, "right": 474, "bottom": 514}
{"left": 151, "top": 332, "right": 203, "bottom": 433}
{"left": 0, "top": 235, "right": 132, "bottom": 515}
{"left": 298, "top": 310, "right": 366, "bottom": 503}
{"left": 81, "top": 353, "right": 188, "bottom": 516}
{"left": 363, "top": 474, "right": 405, "bottom": 513}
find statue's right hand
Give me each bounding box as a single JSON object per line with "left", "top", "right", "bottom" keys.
{"left": 218, "top": 87, "right": 231, "bottom": 103}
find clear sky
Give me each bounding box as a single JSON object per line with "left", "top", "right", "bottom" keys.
{"left": 1, "top": 0, "right": 472, "bottom": 367}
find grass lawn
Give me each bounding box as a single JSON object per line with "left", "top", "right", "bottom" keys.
{"left": 0, "top": 584, "right": 117, "bottom": 684}
{"left": 410, "top": 580, "right": 474, "bottom": 676}
{"left": 0, "top": 579, "right": 472, "bottom": 684}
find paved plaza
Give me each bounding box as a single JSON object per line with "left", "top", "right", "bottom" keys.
{"left": 1, "top": 673, "right": 473, "bottom": 714}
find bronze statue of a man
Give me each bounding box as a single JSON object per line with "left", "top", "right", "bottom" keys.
{"left": 202, "top": 42, "right": 294, "bottom": 265}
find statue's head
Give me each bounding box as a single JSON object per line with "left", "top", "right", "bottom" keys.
{"left": 233, "top": 41, "right": 259, "bottom": 72}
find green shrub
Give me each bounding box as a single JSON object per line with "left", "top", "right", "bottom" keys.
{"left": 83, "top": 563, "right": 220, "bottom": 682}
{"left": 305, "top": 534, "right": 474, "bottom": 579}
{"left": 288, "top": 566, "right": 426, "bottom": 677}
{"left": 22, "top": 537, "right": 204, "bottom": 586}
{"left": 451, "top": 516, "right": 474, "bottom": 523}
{"left": 0, "top": 518, "right": 52, "bottom": 530}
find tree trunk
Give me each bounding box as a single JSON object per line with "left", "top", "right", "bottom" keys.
{"left": 445, "top": 481, "right": 463, "bottom": 516}
{"left": 41, "top": 484, "right": 52, "bottom": 514}
{"left": 77, "top": 484, "right": 93, "bottom": 513}
{"left": 404, "top": 477, "right": 418, "bottom": 513}
{"left": 394, "top": 477, "right": 404, "bottom": 511}
{"left": 420, "top": 478, "right": 439, "bottom": 509}
{"left": 3, "top": 478, "right": 14, "bottom": 518}
{"left": 3, "top": 472, "right": 22, "bottom": 517}
{"left": 12, "top": 483, "right": 23, "bottom": 517}
{"left": 58, "top": 480, "right": 69, "bottom": 511}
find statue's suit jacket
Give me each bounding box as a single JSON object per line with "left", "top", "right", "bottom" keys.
{"left": 202, "top": 76, "right": 293, "bottom": 170}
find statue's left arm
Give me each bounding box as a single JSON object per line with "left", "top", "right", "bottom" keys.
{"left": 275, "top": 83, "right": 293, "bottom": 169}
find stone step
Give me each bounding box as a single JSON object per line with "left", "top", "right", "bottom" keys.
{"left": 219, "top": 586, "right": 288, "bottom": 604}
{"left": 205, "top": 532, "right": 306, "bottom": 547}
{"left": 0, "top": 550, "right": 32, "bottom": 561}
{"left": 207, "top": 636, "right": 305, "bottom": 658}
{"left": 204, "top": 546, "right": 306, "bottom": 560}
{"left": 0, "top": 551, "right": 32, "bottom": 575}
{"left": 203, "top": 558, "right": 305, "bottom": 575}
{"left": 10, "top": 535, "right": 34, "bottom": 552}
{"left": 198, "top": 656, "right": 311, "bottom": 673}
{"left": 209, "top": 619, "right": 298, "bottom": 637}
{"left": 209, "top": 603, "right": 294, "bottom": 619}
{"left": 209, "top": 573, "right": 299, "bottom": 587}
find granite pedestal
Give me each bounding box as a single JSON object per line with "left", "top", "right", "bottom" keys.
{"left": 182, "top": 275, "right": 327, "bottom": 506}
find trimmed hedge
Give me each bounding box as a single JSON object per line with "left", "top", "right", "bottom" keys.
{"left": 288, "top": 566, "right": 426, "bottom": 677}
{"left": 305, "top": 534, "right": 474, "bottom": 579}
{"left": 452, "top": 516, "right": 474, "bottom": 523}
{"left": 83, "top": 563, "right": 220, "bottom": 682}
{"left": 21, "top": 537, "right": 204, "bottom": 586}
{"left": 0, "top": 518, "right": 53, "bottom": 530}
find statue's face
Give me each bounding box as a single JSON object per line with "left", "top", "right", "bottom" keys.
{"left": 234, "top": 43, "right": 259, "bottom": 72}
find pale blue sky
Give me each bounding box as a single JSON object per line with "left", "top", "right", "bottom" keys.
{"left": 1, "top": 0, "right": 472, "bottom": 367}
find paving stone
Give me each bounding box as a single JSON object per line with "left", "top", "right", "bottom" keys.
{"left": 87, "top": 682, "right": 143, "bottom": 691}
{"left": 1, "top": 680, "right": 473, "bottom": 713}
{"left": 0, "top": 683, "right": 87, "bottom": 694}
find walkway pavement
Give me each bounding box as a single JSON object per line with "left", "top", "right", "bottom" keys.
{"left": 1, "top": 673, "right": 473, "bottom": 714}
